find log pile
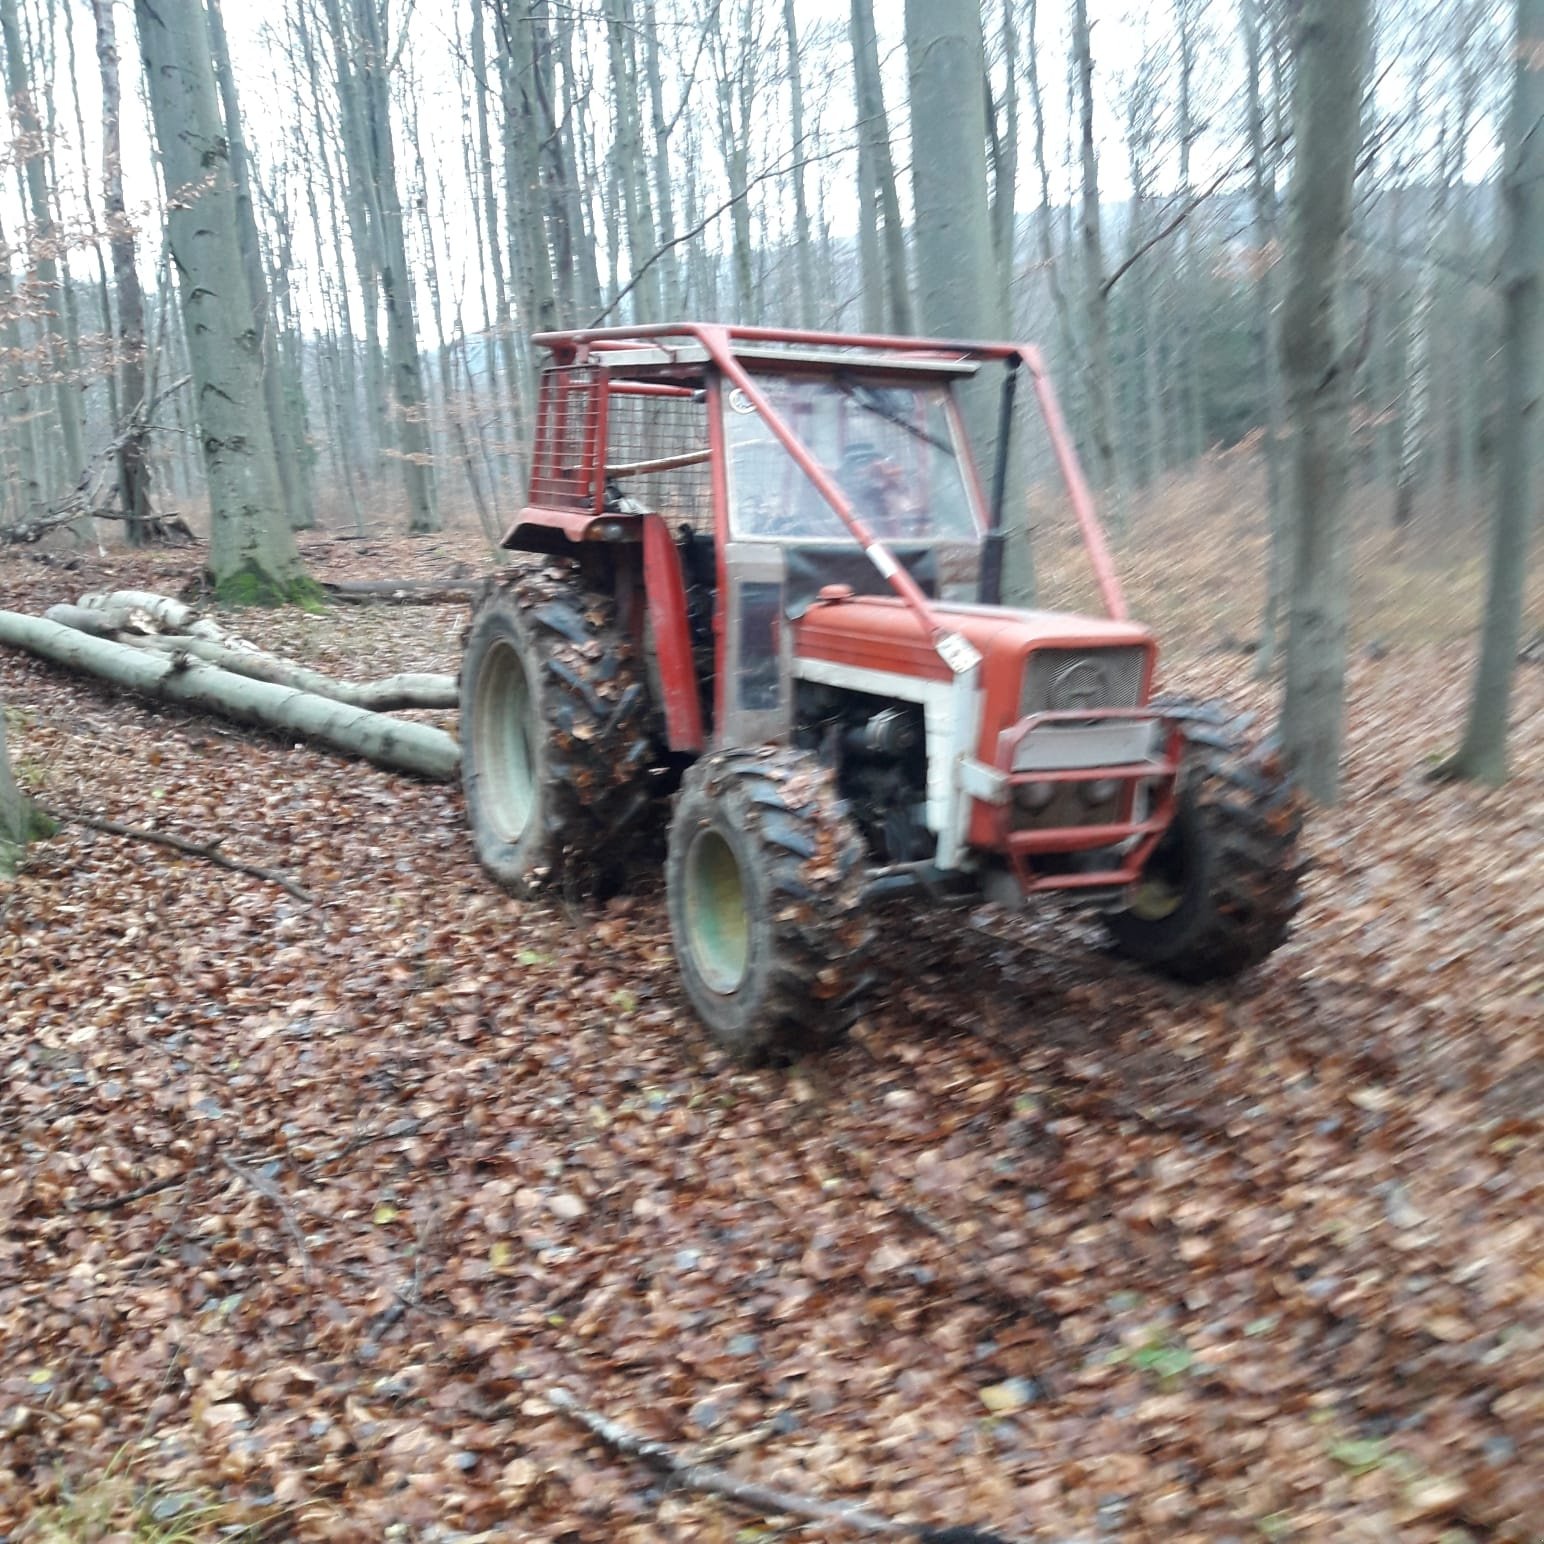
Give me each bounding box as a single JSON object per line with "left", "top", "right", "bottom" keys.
{"left": 0, "top": 589, "right": 461, "bottom": 781}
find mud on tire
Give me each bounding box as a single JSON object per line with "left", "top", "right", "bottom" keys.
{"left": 1103, "top": 699, "right": 1306, "bottom": 982}
{"left": 460, "top": 565, "right": 658, "bottom": 893}
{"left": 666, "top": 748, "right": 874, "bottom": 1063}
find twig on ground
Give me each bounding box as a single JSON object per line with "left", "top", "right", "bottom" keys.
{"left": 68, "top": 1171, "right": 192, "bottom": 1213}
{"left": 545, "top": 1388, "right": 1020, "bottom": 1543}
{"left": 42, "top": 805, "right": 314, "bottom": 904}
{"left": 221, "top": 1155, "right": 314, "bottom": 1281}
{"left": 305, "top": 1118, "right": 425, "bottom": 1172}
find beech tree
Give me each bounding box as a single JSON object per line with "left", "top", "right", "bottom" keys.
{"left": 903, "top": 0, "right": 1030, "bottom": 602}
{"left": 91, "top": 0, "right": 152, "bottom": 546}
{"left": 0, "top": 706, "right": 35, "bottom": 876}
{"left": 1277, "top": 0, "right": 1375, "bottom": 802}
{"left": 1440, "top": 0, "right": 1543, "bottom": 784}
{"left": 1, "top": 0, "right": 87, "bottom": 508}
{"left": 135, "top": 0, "right": 311, "bottom": 603}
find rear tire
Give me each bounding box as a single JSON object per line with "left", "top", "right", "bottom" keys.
{"left": 1103, "top": 700, "right": 1305, "bottom": 982}
{"left": 666, "top": 748, "right": 873, "bottom": 1063}
{"left": 460, "top": 567, "right": 657, "bottom": 893}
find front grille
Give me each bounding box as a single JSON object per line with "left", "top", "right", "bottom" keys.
{"left": 1010, "top": 781, "right": 1121, "bottom": 832}
{"left": 1021, "top": 647, "right": 1146, "bottom": 716}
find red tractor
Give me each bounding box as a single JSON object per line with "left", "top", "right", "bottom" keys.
{"left": 460, "top": 325, "right": 1303, "bottom": 1060}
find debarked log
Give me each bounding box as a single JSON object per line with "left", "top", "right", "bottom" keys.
{"left": 0, "top": 610, "right": 459, "bottom": 780}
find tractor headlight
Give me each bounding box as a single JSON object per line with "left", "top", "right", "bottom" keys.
{"left": 1081, "top": 779, "right": 1119, "bottom": 805}
{"left": 1014, "top": 781, "right": 1056, "bottom": 812}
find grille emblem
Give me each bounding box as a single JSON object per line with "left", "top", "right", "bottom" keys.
{"left": 1049, "top": 658, "right": 1110, "bottom": 711}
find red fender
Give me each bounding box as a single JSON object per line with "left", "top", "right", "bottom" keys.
{"left": 641, "top": 514, "right": 705, "bottom": 752}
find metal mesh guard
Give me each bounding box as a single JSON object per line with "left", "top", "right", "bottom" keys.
{"left": 529, "top": 366, "right": 600, "bottom": 512}
{"left": 605, "top": 389, "right": 713, "bottom": 533}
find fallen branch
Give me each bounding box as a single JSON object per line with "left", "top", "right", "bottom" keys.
{"left": 125, "top": 634, "right": 459, "bottom": 710}
{"left": 0, "top": 611, "right": 460, "bottom": 780}
{"left": 545, "top": 1389, "right": 1017, "bottom": 1543}
{"left": 221, "top": 1155, "right": 314, "bottom": 1281}
{"left": 67, "top": 1170, "right": 193, "bottom": 1213}
{"left": 43, "top": 804, "right": 314, "bottom": 904}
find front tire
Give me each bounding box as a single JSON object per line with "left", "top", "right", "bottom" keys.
{"left": 1103, "top": 700, "right": 1305, "bottom": 982}
{"left": 666, "top": 748, "right": 873, "bottom": 1062}
{"left": 460, "top": 567, "right": 657, "bottom": 892}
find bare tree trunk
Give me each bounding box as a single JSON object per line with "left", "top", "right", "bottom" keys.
{"left": 642, "top": 0, "right": 681, "bottom": 316}
{"left": 1441, "top": 0, "right": 1542, "bottom": 784}
{"left": 783, "top": 0, "right": 816, "bottom": 327}
{"left": 206, "top": 0, "right": 313, "bottom": 530}
{"left": 1, "top": 0, "right": 87, "bottom": 511}
{"left": 134, "top": 0, "right": 310, "bottom": 603}
{"left": 1024, "top": 0, "right": 1079, "bottom": 376}
{"left": 1241, "top": 0, "right": 1288, "bottom": 676}
{"left": 904, "top": 0, "right": 1031, "bottom": 602}
{"left": 1, "top": 705, "right": 42, "bottom": 876}
{"left": 469, "top": 0, "right": 517, "bottom": 415}
{"left": 989, "top": 0, "right": 1019, "bottom": 318}
{"left": 1071, "top": 0, "right": 1119, "bottom": 512}
{"left": 1277, "top": 0, "right": 1374, "bottom": 803}
{"left": 851, "top": 0, "right": 913, "bottom": 334}
{"left": 609, "top": 0, "right": 660, "bottom": 322}
{"left": 88, "top": 0, "right": 151, "bottom": 545}
{"left": 354, "top": 0, "right": 438, "bottom": 532}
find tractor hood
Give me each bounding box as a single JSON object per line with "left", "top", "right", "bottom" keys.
{"left": 793, "top": 593, "right": 1156, "bottom": 683}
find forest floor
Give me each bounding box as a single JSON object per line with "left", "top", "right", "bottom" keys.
{"left": 1, "top": 490, "right": 1540, "bottom": 1542}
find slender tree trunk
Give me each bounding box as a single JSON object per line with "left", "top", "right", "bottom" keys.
{"left": 352, "top": 0, "right": 438, "bottom": 531}
{"left": 470, "top": 0, "right": 520, "bottom": 416}
{"left": 205, "top": 0, "right": 312, "bottom": 530}
{"left": 134, "top": 0, "right": 310, "bottom": 602}
{"left": 1071, "top": 0, "right": 1118, "bottom": 512}
{"left": 1441, "top": 0, "right": 1542, "bottom": 784}
{"left": 1, "top": 0, "right": 87, "bottom": 509}
{"left": 1024, "top": 0, "right": 1079, "bottom": 377}
{"left": 783, "top": 0, "right": 815, "bottom": 327}
{"left": 1277, "top": 0, "right": 1374, "bottom": 803}
{"left": 0, "top": 203, "right": 41, "bottom": 523}
{"left": 91, "top": 0, "right": 153, "bottom": 544}
{"left": 904, "top": 0, "right": 1030, "bottom": 602}
{"left": 316, "top": 0, "right": 389, "bottom": 470}
{"left": 851, "top": 0, "right": 913, "bottom": 334}
{"left": 1, "top": 706, "right": 43, "bottom": 876}
{"left": 1242, "top": 0, "right": 1288, "bottom": 676}
{"left": 642, "top": 0, "right": 681, "bottom": 316}
{"left": 609, "top": 0, "right": 660, "bottom": 322}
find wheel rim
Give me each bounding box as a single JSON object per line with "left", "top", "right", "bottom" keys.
{"left": 474, "top": 638, "right": 537, "bottom": 842}
{"left": 1128, "top": 819, "right": 1194, "bottom": 920}
{"left": 684, "top": 826, "right": 750, "bottom": 995}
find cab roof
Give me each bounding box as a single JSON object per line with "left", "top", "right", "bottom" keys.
{"left": 531, "top": 322, "right": 1026, "bottom": 382}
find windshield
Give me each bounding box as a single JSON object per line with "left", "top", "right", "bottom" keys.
{"left": 724, "top": 375, "right": 982, "bottom": 543}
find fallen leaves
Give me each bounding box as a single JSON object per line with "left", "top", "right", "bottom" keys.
{"left": 0, "top": 531, "right": 1540, "bottom": 1541}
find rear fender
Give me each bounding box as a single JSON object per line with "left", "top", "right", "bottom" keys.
{"left": 641, "top": 514, "right": 705, "bottom": 752}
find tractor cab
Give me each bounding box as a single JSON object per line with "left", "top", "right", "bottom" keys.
{"left": 463, "top": 325, "right": 1303, "bottom": 1060}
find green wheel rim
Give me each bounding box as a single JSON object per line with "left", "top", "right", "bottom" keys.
{"left": 684, "top": 826, "right": 750, "bottom": 995}
{"left": 475, "top": 638, "right": 537, "bottom": 842}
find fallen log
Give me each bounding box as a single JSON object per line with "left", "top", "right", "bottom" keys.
{"left": 78, "top": 589, "right": 204, "bottom": 631}
{"left": 43, "top": 604, "right": 122, "bottom": 639}
{"left": 322, "top": 577, "right": 482, "bottom": 606}
{"left": 0, "top": 611, "right": 459, "bottom": 780}
{"left": 125, "top": 634, "right": 459, "bottom": 710}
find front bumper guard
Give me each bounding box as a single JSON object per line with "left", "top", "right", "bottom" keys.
{"left": 986, "top": 707, "right": 1183, "bottom": 895}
